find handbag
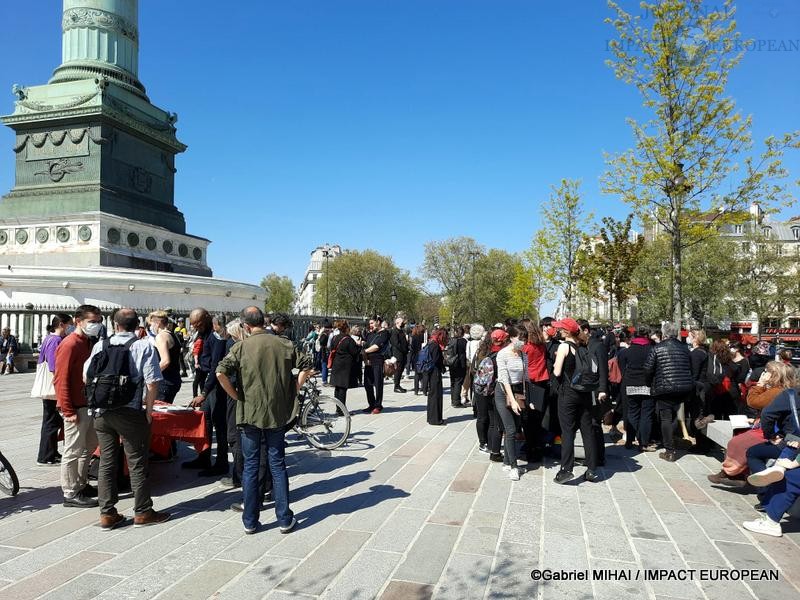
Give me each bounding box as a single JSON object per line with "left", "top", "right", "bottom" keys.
{"left": 30, "top": 361, "right": 55, "bottom": 399}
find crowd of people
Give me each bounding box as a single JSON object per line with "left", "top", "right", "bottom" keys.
{"left": 22, "top": 305, "right": 800, "bottom": 539}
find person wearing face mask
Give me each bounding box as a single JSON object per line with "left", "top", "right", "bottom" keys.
{"left": 54, "top": 304, "right": 103, "bottom": 507}
{"left": 494, "top": 326, "right": 528, "bottom": 481}
{"left": 148, "top": 311, "right": 183, "bottom": 404}
{"left": 540, "top": 317, "right": 562, "bottom": 446}
{"left": 35, "top": 313, "right": 72, "bottom": 465}
{"left": 184, "top": 310, "right": 230, "bottom": 478}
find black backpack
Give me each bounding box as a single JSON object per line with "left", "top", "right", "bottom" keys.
{"left": 444, "top": 338, "right": 459, "bottom": 368}
{"left": 567, "top": 341, "right": 600, "bottom": 392}
{"left": 86, "top": 338, "right": 139, "bottom": 410}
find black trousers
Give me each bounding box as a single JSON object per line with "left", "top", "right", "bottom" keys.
{"left": 202, "top": 388, "right": 229, "bottom": 468}
{"left": 450, "top": 370, "right": 465, "bottom": 407}
{"left": 656, "top": 393, "right": 688, "bottom": 452}
{"left": 591, "top": 397, "right": 610, "bottom": 464}
{"left": 364, "top": 361, "right": 385, "bottom": 409}
{"left": 94, "top": 408, "right": 153, "bottom": 516}
{"left": 37, "top": 399, "right": 63, "bottom": 463}
{"left": 427, "top": 370, "right": 443, "bottom": 424}
{"left": 627, "top": 394, "right": 655, "bottom": 446}
{"left": 393, "top": 357, "right": 406, "bottom": 389}
{"left": 334, "top": 386, "right": 348, "bottom": 405}
{"left": 474, "top": 392, "right": 491, "bottom": 446}
{"left": 192, "top": 369, "right": 208, "bottom": 397}
{"left": 558, "top": 391, "right": 597, "bottom": 473}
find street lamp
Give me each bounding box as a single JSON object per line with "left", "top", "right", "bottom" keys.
{"left": 391, "top": 289, "right": 397, "bottom": 317}
{"left": 321, "top": 244, "right": 334, "bottom": 318}
{"left": 468, "top": 250, "right": 480, "bottom": 321}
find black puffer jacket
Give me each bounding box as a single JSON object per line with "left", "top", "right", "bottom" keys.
{"left": 643, "top": 338, "right": 693, "bottom": 396}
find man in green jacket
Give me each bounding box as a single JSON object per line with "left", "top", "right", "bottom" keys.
{"left": 216, "top": 307, "right": 312, "bottom": 534}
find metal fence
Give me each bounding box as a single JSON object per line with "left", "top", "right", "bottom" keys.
{"left": 0, "top": 303, "right": 367, "bottom": 351}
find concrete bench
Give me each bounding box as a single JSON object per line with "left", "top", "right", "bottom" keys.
{"left": 9, "top": 353, "right": 38, "bottom": 373}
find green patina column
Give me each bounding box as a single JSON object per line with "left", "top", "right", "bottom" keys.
{"left": 0, "top": 0, "right": 212, "bottom": 277}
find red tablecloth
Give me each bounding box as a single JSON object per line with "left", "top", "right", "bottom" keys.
{"left": 150, "top": 404, "right": 208, "bottom": 456}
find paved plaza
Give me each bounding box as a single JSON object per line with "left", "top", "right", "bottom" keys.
{"left": 0, "top": 373, "right": 798, "bottom": 600}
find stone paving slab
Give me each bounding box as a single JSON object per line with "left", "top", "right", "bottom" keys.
{"left": 0, "top": 372, "right": 798, "bottom": 599}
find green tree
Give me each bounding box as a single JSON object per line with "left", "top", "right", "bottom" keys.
{"left": 594, "top": 215, "right": 645, "bottom": 321}
{"left": 573, "top": 240, "right": 602, "bottom": 319}
{"left": 472, "top": 249, "right": 520, "bottom": 325}
{"left": 733, "top": 230, "right": 795, "bottom": 334}
{"left": 537, "top": 179, "right": 593, "bottom": 315}
{"left": 604, "top": 0, "right": 799, "bottom": 325}
{"left": 314, "top": 250, "right": 420, "bottom": 318}
{"left": 505, "top": 262, "right": 539, "bottom": 320}
{"left": 421, "top": 237, "right": 485, "bottom": 322}
{"left": 260, "top": 273, "right": 296, "bottom": 314}
{"left": 524, "top": 230, "right": 558, "bottom": 317}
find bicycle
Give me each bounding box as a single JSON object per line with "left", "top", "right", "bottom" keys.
{"left": 293, "top": 377, "right": 350, "bottom": 450}
{"left": 0, "top": 450, "right": 19, "bottom": 496}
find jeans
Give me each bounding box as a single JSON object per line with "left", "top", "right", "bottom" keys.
{"left": 240, "top": 425, "right": 292, "bottom": 530}
{"left": 558, "top": 390, "right": 597, "bottom": 473}
{"left": 321, "top": 358, "right": 329, "bottom": 384}
{"left": 37, "top": 399, "right": 63, "bottom": 463}
{"left": 656, "top": 393, "right": 687, "bottom": 452}
{"left": 763, "top": 468, "right": 800, "bottom": 523}
{"left": 494, "top": 385, "right": 520, "bottom": 467}
{"left": 60, "top": 407, "right": 98, "bottom": 498}
{"left": 427, "top": 370, "right": 443, "bottom": 424}
{"left": 627, "top": 394, "right": 655, "bottom": 446}
{"left": 94, "top": 408, "right": 153, "bottom": 515}
{"left": 474, "top": 392, "right": 491, "bottom": 446}
{"left": 202, "top": 387, "right": 229, "bottom": 469}
{"left": 364, "top": 361, "right": 385, "bottom": 409}
{"left": 746, "top": 442, "right": 783, "bottom": 478}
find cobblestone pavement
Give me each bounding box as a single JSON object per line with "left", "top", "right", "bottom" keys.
{"left": 0, "top": 372, "right": 798, "bottom": 600}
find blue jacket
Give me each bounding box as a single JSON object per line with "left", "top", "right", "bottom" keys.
{"left": 760, "top": 389, "right": 800, "bottom": 440}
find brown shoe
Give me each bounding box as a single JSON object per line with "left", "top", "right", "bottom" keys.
{"left": 133, "top": 509, "right": 171, "bottom": 528}
{"left": 658, "top": 450, "right": 677, "bottom": 462}
{"left": 99, "top": 512, "right": 126, "bottom": 531}
{"left": 707, "top": 471, "right": 728, "bottom": 484}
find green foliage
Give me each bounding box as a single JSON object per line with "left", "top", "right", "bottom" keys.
{"left": 604, "top": 0, "right": 799, "bottom": 323}
{"left": 260, "top": 273, "right": 296, "bottom": 314}
{"left": 313, "top": 250, "right": 420, "bottom": 318}
{"left": 505, "top": 262, "right": 539, "bottom": 320}
{"left": 535, "top": 179, "right": 593, "bottom": 314}
{"left": 524, "top": 230, "right": 558, "bottom": 316}
{"left": 593, "top": 215, "right": 645, "bottom": 320}
{"left": 422, "top": 236, "right": 484, "bottom": 321}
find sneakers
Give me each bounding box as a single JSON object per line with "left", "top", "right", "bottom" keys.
{"left": 36, "top": 458, "right": 61, "bottom": 466}
{"left": 99, "top": 512, "right": 126, "bottom": 531}
{"left": 640, "top": 444, "right": 658, "bottom": 453}
{"left": 231, "top": 502, "right": 244, "bottom": 513}
{"left": 584, "top": 470, "right": 601, "bottom": 483}
{"left": 502, "top": 464, "right": 512, "bottom": 472}
{"left": 554, "top": 470, "right": 574, "bottom": 485}
{"left": 394, "top": 387, "right": 407, "bottom": 393}
{"left": 478, "top": 444, "right": 490, "bottom": 454}
{"left": 658, "top": 451, "right": 677, "bottom": 462}
{"left": 508, "top": 468, "right": 521, "bottom": 481}
{"left": 244, "top": 525, "right": 258, "bottom": 535}
{"left": 742, "top": 515, "right": 782, "bottom": 537}
{"left": 747, "top": 466, "right": 785, "bottom": 488}
{"left": 133, "top": 510, "right": 171, "bottom": 528}
{"left": 279, "top": 517, "right": 297, "bottom": 534}
{"left": 63, "top": 493, "right": 98, "bottom": 508}
{"left": 219, "top": 477, "right": 238, "bottom": 488}
{"left": 489, "top": 453, "right": 503, "bottom": 463}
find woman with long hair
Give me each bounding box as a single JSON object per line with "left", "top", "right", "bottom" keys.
{"left": 329, "top": 321, "right": 361, "bottom": 408}
{"left": 35, "top": 313, "right": 72, "bottom": 465}
{"left": 522, "top": 321, "right": 549, "bottom": 462}
{"left": 552, "top": 318, "right": 599, "bottom": 484}
{"left": 425, "top": 328, "right": 448, "bottom": 425}
{"left": 494, "top": 326, "right": 528, "bottom": 481}
{"left": 708, "top": 360, "right": 795, "bottom": 487}
{"left": 708, "top": 339, "right": 736, "bottom": 419}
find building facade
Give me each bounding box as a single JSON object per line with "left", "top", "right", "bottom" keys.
{"left": 295, "top": 244, "right": 342, "bottom": 315}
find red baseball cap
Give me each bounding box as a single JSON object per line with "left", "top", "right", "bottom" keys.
{"left": 552, "top": 318, "right": 580, "bottom": 334}
{"left": 490, "top": 329, "right": 509, "bottom": 344}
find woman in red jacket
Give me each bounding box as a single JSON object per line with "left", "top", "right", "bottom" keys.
{"left": 522, "top": 320, "right": 549, "bottom": 462}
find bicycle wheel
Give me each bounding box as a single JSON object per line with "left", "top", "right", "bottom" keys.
{"left": 0, "top": 452, "right": 19, "bottom": 496}
{"left": 299, "top": 395, "right": 351, "bottom": 450}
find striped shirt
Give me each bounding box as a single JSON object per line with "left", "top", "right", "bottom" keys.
{"left": 496, "top": 345, "right": 527, "bottom": 386}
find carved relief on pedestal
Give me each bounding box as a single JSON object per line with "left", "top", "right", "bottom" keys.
{"left": 129, "top": 167, "right": 152, "bottom": 193}
{"left": 63, "top": 7, "right": 139, "bottom": 44}
{"left": 33, "top": 158, "right": 84, "bottom": 182}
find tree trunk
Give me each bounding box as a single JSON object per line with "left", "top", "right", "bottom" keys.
{"left": 671, "top": 224, "right": 682, "bottom": 326}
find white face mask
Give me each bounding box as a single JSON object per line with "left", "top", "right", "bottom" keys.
{"left": 65, "top": 325, "right": 76, "bottom": 335}
{"left": 82, "top": 322, "right": 102, "bottom": 338}
{"left": 213, "top": 331, "right": 224, "bottom": 340}
{"left": 512, "top": 339, "right": 524, "bottom": 351}
{"left": 148, "top": 325, "right": 158, "bottom": 336}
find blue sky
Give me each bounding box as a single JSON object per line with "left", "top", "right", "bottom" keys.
{"left": 1, "top": 1, "right": 798, "bottom": 291}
